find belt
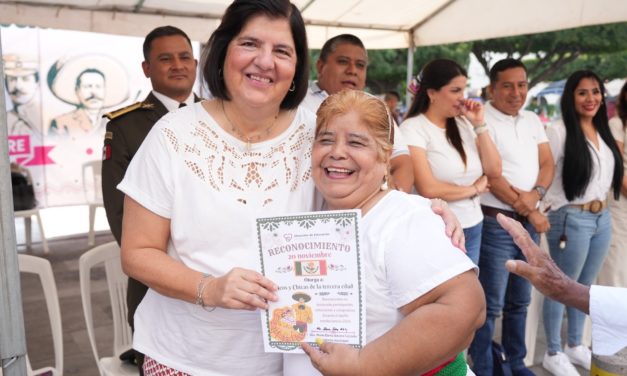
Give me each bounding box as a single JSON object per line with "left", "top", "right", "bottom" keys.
{"left": 481, "top": 205, "right": 528, "bottom": 223}
{"left": 569, "top": 199, "right": 607, "bottom": 214}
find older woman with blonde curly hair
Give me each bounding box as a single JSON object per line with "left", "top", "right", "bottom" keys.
{"left": 284, "top": 89, "right": 486, "bottom": 376}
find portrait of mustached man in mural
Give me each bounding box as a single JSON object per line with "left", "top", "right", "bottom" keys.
{"left": 3, "top": 54, "right": 43, "bottom": 141}
{"left": 48, "top": 54, "right": 129, "bottom": 138}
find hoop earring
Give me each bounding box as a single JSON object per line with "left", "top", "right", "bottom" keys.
{"left": 289, "top": 81, "right": 296, "bottom": 92}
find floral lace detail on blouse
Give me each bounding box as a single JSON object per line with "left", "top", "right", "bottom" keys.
{"left": 161, "top": 117, "right": 313, "bottom": 207}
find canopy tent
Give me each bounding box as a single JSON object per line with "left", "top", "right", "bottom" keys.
{"left": 0, "top": 0, "right": 626, "bottom": 49}
{"left": 2, "top": 1, "right": 627, "bottom": 375}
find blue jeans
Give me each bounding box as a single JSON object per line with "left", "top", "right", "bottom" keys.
{"left": 543, "top": 206, "right": 611, "bottom": 353}
{"left": 464, "top": 221, "right": 483, "bottom": 265}
{"left": 469, "top": 215, "right": 539, "bottom": 375}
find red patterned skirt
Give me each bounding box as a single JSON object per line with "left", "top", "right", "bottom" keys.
{"left": 143, "top": 355, "right": 191, "bottom": 376}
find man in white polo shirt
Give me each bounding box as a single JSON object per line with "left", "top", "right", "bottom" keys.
{"left": 468, "top": 58, "right": 554, "bottom": 376}
{"left": 302, "top": 34, "right": 413, "bottom": 192}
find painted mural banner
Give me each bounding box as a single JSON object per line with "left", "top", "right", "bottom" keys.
{"left": 2, "top": 24, "right": 152, "bottom": 207}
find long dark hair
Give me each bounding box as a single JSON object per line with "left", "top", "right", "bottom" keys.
{"left": 561, "top": 70, "right": 623, "bottom": 201}
{"left": 405, "top": 59, "right": 468, "bottom": 165}
{"left": 617, "top": 80, "right": 627, "bottom": 128}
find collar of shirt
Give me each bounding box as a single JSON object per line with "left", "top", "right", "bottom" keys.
{"left": 309, "top": 81, "right": 328, "bottom": 99}
{"left": 152, "top": 90, "right": 195, "bottom": 112}
{"left": 485, "top": 101, "right": 527, "bottom": 124}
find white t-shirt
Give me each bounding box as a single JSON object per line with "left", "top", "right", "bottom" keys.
{"left": 590, "top": 285, "right": 627, "bottom": 356}
{"left": 480, "top": 102, "right": 548, "bottom": 211}
{"left": 400, "top": 114, "right": 483, "bottom": 228}
{"left": 118, "top": 103, "right": 317, "bottom": 375}
{"left": 300, "top": 81, "right": 327, "bottom": 114}
{"left": 301, "top": 81, "right": 409, "bottom": 158}
{"left": 544, "top": 120, "right": 615, "bottom": 210}
{"left": 283, "top": 190, "right": 477, "bottom": 375}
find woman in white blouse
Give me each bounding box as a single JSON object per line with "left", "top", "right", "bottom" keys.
{"left": 541, "top": 70, "right": 623, "bottom": 376}
{"left": 400, "top": 59, "right": 501, "bottom": 264}
{"left": 598, "top": 80, "right": 627, "bottom": 288}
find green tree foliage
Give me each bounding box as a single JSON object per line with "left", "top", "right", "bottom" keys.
{"left": 364, "top": 49, "right": 408, "bottom": 94}
{"left": 472, "top": 22, "right": 627, "bottom": 87}
{"left": 307, "top": 22, "right": 626, "bottom": 98}
{"left": 366, "top": 43, "right": 471, "bottom": 94}
{"left": 541, "top": 51, "right": 627, "bottom": 82}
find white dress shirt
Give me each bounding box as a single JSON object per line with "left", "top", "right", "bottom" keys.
{"left": 152, "top": 90, "right": 195, "bottom": 112}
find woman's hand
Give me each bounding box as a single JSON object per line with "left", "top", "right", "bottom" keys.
{"left": 206, "top": 267, "right": 278, "bottom": 311}
{"left": 459, "top": 99, "right": 485, "bottom": 127}
{"left": 431, "top": 199, "right": 466, "bottom": 252}
{"left": 472, "top": 175, "right": 489, "bottom": 195}
{"left": 302, "top": 341, "right": 361, "bottom": 376}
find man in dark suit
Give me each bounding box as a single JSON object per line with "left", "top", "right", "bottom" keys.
{"left": 101, "top": 25, "right": 198, "bottom": 372}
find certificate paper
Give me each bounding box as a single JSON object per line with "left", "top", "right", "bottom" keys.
{"left": 256, "top": 210, "right": 365, "bottom": 353}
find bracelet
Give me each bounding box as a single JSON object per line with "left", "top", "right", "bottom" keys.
{"left": 431, "top": 198, "right": 448, "bottom": 208}
{"left": 474, "top": 124, "right": 489, "bottom": 135}
{"left": 196, "top": 273, "right": 216, "bottom": 312}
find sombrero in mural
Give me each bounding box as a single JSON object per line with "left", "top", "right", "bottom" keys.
{"left": 3, "top": 54, "right": 38, "bottom": 77}
{"left": 292, "top": 292, "right": 311, "bottom": 302}
{"left": 47, "top": 54, "right": 129, "bottom": 107}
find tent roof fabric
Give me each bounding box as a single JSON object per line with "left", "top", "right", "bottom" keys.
{"left": 0, "top": 0, "right": 626, "bottom": 48}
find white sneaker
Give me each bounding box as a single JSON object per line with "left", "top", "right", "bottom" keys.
{"left": 542, "top": 352, "right": 580, "bottom": 376}
{"left": 564, "top": 344, "right": 592, "bottom": 370}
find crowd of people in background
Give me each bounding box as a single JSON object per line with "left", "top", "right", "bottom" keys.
{"left": 77, "top": 0, "right": 627, "bottom": 375}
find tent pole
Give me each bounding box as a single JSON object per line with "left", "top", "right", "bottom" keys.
{"left": 405, "top": 39, "right": 415, "bottom": 110}
{"left": 0, "top": 27, "right": 29, "bottom": 376}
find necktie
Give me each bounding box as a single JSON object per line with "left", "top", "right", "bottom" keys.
{"left": 178, "top": 102, "right": 187, "bottom": 108}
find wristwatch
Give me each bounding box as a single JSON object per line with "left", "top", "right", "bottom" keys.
{"left": 533, "top": 185, "right": 547, "bottom": 200}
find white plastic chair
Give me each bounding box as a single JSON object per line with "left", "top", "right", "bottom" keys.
{"left": 524, "top": 286, "right": 544, "bottom": 366}
{"left": 524, "top": 234, "right": 549, "bottom": 366}
{"left": 18, "top": 253, "right": 63, "bottom": 376}
{"left": 82, "top": 160, "right": 105, "bottom": 246}
{"left": 79, "top": 241, "right": 137, "bottom": 376}
{"left": 15, "top": 209, "right": 49, "bottom": 254}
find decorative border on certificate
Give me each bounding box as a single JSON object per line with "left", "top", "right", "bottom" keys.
{"left": 256, "top": 210, "right": 364, "bottom": 353}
